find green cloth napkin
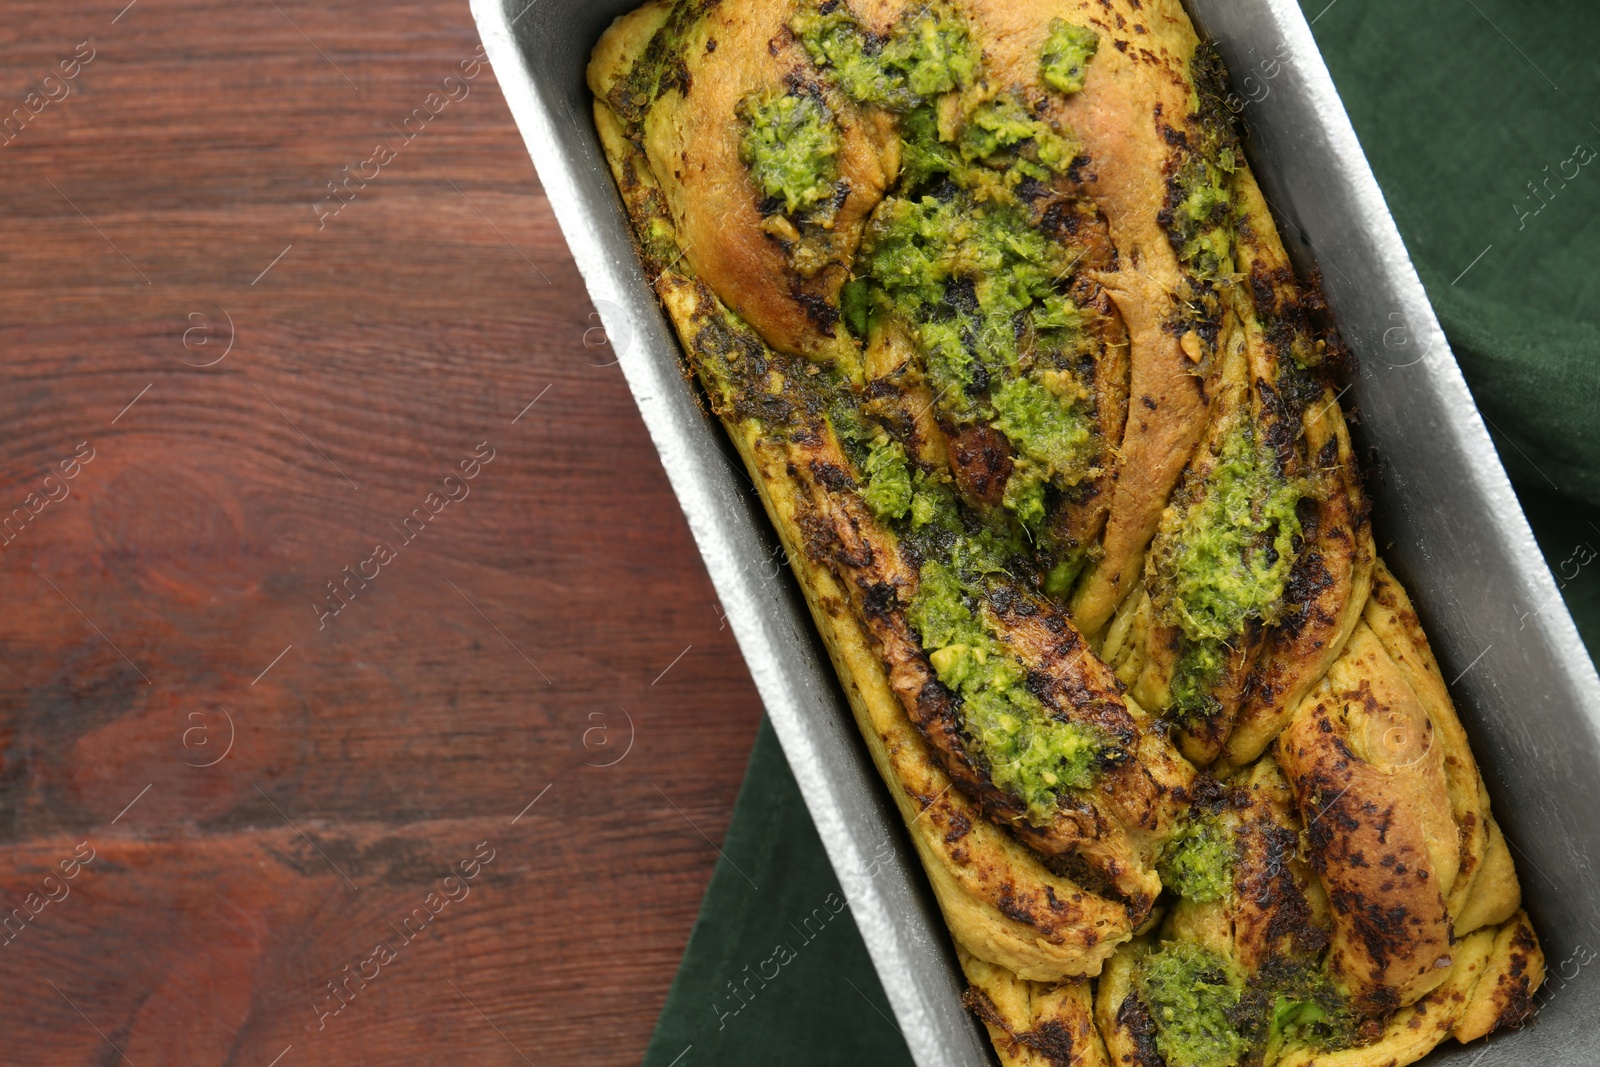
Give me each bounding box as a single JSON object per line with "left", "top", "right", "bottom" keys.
{"left": 643, "top": 0, "right": 1600, "bottom": 1061}
{"left": 641, "top": 717, "right": 914, "bottom": 1066}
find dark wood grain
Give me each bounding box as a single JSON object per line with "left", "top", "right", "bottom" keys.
{"left": 0, "top": 2, "right": 762, "bottom": 1063}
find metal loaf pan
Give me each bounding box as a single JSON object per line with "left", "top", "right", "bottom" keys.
{"left": 472, "top": 0, "right": 1600, "bottom": 1062}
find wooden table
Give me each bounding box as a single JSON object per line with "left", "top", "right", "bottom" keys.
{"left": 0, "top": 2, "right": 762, "bottom": 1062}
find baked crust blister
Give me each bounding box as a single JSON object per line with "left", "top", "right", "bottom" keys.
{"left": 588, "top": 2, "right": 1543, "bottom": 1063}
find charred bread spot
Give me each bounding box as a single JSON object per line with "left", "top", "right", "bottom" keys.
{"left": 1248, "top": 819, "right": 1324, "bottom": 953}
{"left": 792, "top": 285, "right": 842, "bottom": 334}
{"left": 1019, "top": 1021, "right": 1084, "bottom": 1067}
{"left": 1256, "top": 378, "right": 1298, "bottom": 462}
{"left": 1492, "top": 922, "right": 1541, "bottom": 1029}
{"left": 1039, "top": 199, "right": 1083, "bottom": 240}
{"left": 948, "top": 425, "right": 1016, "bottom": 507}
{"left": 796, "top": 507, "right": 840, "bottom": 565}
{"left": 1044, "top": 848, "right": 1127, "bottom": 907}
{"left": 998, "top": 884, "right": 1046, "bottom": 928}
{"left": 1114, "top": 992, "right": 1166, "bottom": 1067}
{"left": 860, "top": 579, "right": 901, "bottom": 620}
{"left": 1280, "top": 550, "right": 1336, "bottom": 628}
{"left": 810, "top": 459, "right": 855, "bottom": 491}
{"left": 963, "top": 986, "right": 1009, "bottom": 1035}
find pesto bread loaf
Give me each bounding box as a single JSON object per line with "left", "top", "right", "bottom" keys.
{"left": 587, "top": 2, "right": 1544, "bottom": 1063}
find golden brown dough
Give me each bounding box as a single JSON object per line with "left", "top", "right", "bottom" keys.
{"left": 962, "top": 949, "right": 1111, "bottom": 1067}
{"left": 1277, "top": 624, "right": 1460, "bottom": 1014}
{"left": 1452, "top": 911, "right": 1543, "bottom": 1042}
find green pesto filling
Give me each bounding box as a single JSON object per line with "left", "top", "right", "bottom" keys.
{"left": 1168, "top": 151, "right": 1236, "bottom": 279}
{"left": 909, "top": 560, "right": 1102, "bottom": 819}
{"left": 856, "top": 93, "right": 1088, "bottom": 532}
{"left": 1168, "top": 635, "right": 1225, "bottom": 723}
{"left": 1043, "top": 552, "right": 1089, "bottom": 599}
{"left": 1259, "top": 970, "right": 1357, "bottom": 1057}
{"left": 1001, "top": 469, "right": 1048, "bottom": 530}
{"left": 1157, "top": 813, "right": 1234, "bottom": 903}
{"left": 736, "top": 90, "right": 840, "bottom": 215}
{"left": 795, "top": 1, "right": 1096, "bottom": 537}
{"left": 840, "top": 276, "right": 871, "bottom": 337}
{"left": 862, "top": 192, "right": 1066, "bottom": 406}
{"left": 957, "top": 96, "right": 1080, "bottom": 181}
{"left": 1154, "top": 418, "right": 1304, "bottom": 645}
{"left": 637, "top": 213, "right": 681, "bottom": 271}
{"left": 992, "top": 373, "right": 1096, "bottom": 529}
{"left": 1137, "top": 942, "right": 1359, "bottom": 1066}
{"left": 859, "top": 189, "right": 1080, "bottom": 442}
{"left": 833, "top": 407, "right": 958, "bottom": 531}
{"left": 1164, "top": 50, "right": 1241, "bottom": 280}
{"left": 1039, "top": 19, "right": 1099, "bottom": 95}
{"left": 606, "top": 0, "right": 711, "bottom": 125}
{"left": 897, "top": 106, "right": 961, "bottom": 190}
{"left": 861, "top": 434, "right": 914, "bottom": 520}
{"left": 1135, "top": 943, "right": 1249, "bottom": 1067}
{"left": 991, "top": 375, "right": 1095, "bottom": 486}
{"left": 686, "top": 291, "right": 783, "bottom": 422}
{"left": 909, "top": 485, "right": 945, "bottom": 528}
{"left": 791, "top": 1, "right": 979, "bottom": 113}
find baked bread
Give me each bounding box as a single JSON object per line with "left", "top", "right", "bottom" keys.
{"left": 587, "top": 1, "right": 1544, "bottom": 1062}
